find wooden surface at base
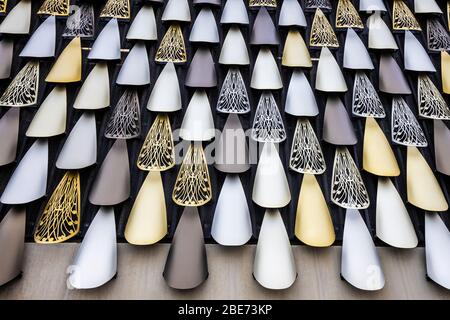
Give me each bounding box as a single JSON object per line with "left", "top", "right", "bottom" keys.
{"left": 0, "top": 244, "right": 449, "bottom": 300}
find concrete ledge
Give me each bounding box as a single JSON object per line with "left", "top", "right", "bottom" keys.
{"left": 0, "top": 244, "right": 449, "bottom": 299}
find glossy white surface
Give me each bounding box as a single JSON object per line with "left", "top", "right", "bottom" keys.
{"left": 343, "top": 28, "right": 374, "bottom": 70}
{"left": 88, "top": 19, "right": 121, "bottom": 60}
{"left": 180, "top": 90, "right": 215, "bottom": 141}
{"left": 220, "top": 0, "right": 249, "bottom": 25}
{"left": 219, "top": 27, "right": 249, "bottom": 65}
{"left": 250, "top": 48, "right": 282, "bottom": 90}
{"left": 147, "top": 62, "right": 181, "bottom": 112}
{"left": 315, "top": 47, "right": 348, "bottom": 92}
{"left": 116, "top": 43, "right": 150, "bottom": 86}
{"left": 404, "top": 31, "right": 436, "bottom": 72}
{"left": 285, "top": 70, "right": 318, "bottom": 116}
{"left": 126, "top": 5, "right": 157, "bottom": 41}
{"left": 20, "top": 16, "right": 55, "bottom": 58}
{"left": 189, "top": 8, "right": 219, "bottom": 43}
{"left": 279, "top": 0, "right": 307, "bottom": 27}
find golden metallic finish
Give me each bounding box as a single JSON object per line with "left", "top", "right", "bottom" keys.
{"left": 336, "top": 0, "right": 363, "bottom": 29}
{"left": 125, "top": 171, "right": 167, "bottom": 245}
{"left": 289, "top": 118, "right": 326, "bottom": 175}
{"left": 37, "top": 0, "right": 69, "bottom": 16}
{"left": 0, "top": 0, "right": 7, "bottom": 13}
{"left": 155, "top": 24, "right": 187, "bottom": 63}
{"left": 0, "top": 61, "right": 39, "bottom": 107}
{"left": 137, "top": 114, "right": 175, "bottom": 171}
{"left": 34, "top": 171, "right": 81, "bottom": 244}
{"left": 310, "top": 8, "right": 339, "bottom": 48}
{"left": 295, "top": 174, "right": 335, "bottom": 247}
{"left": 392, "top": 0, "right": 421, "bottom": 31}
{"left": 172, "top": 143, "right": 212, "bottom": 207}
{"left": 282, "top": 30, "right": 312, "bottom": 68}
{"left": 46, "top": 37, "right": 82, "bottom": 83}
{"left": 407, "top": 146, "right": 448, "bottom": 212}
{"left": 363, "top": 117, "right": 400, "bottom": 177}
{"left": 100, "top": 0, "right": 130, "bottom": 19}
{"left": 441, "top": 51, "right": 450, "bottom": 94}
{"left": 249, "top": 0, "right": 276, "bottom": 7}
{"left": 418, "top": 75, "right": 450, "bottom": 120}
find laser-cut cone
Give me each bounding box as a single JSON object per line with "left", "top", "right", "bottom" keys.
{"left": 295, "top": 174, "right": 335, "bottom": 247}
{"left": 391, "top": 97, "right": 427, "bottom": 147}
{"left": 352, "top": 72, "right": 385, "bottom": 118}
{"left": 363, "top": 117, "right": 400, "bottom": 177}
{"left": 217, "top": 69, "right": 250, "bottom": 113}
{"left": 189, "top": 8, "right": 219, "bottom": 44}
{"left": 285, "top": 70, "right": 318, "bottom": 116}
{"left": 73, "top": 63, "right": 110, "bottom": 110}
{"left": 343, "top": 29, "right": 373, "bottom": 70}
{"left": 0, "top": 38, "right": 13, "bottom": 79}
{"left": 38, "top": 0, "right": 70, "bottom": 16}
{"left": 0, "top": 207, "right": 25, "bottom": 287}
{"left": 367, "top": 12, "right": 398, "bottom": 50}
{"left": 253, "top": 209, "right": 297, "bottom": 290}
{"left": 185, "top": 48, "right": 217, "bottom": 88}
{"left": 251, "top": 48, "right": 282, "bottom": 90}
{"left": 315, "top": 47, "right": 348, "bottom": 92}
{"left": 215, "top": 114, "right": 250, "bottom": 173}
{"left": 404, "top": 31, "right": 435, "bottom": 72}
{"left": 62, "top": 4, "right": 95, "bottom": 38}
{"left": 441, "top": 51, "right": 450, "bottom": 94}
{"left": 0, "top": 61, "right": 39, "bottom": 107}
{"left": 250, "top": 7, "right": 279, "bottom": 46}
{"left": 415, "top": 0, "right": 442, "bottom": 14}
{"left": 68, "top": 207, "right": 117, "bottom": 289}
{"left": 155, "top": 24, "right": 187, "bottom": 63}
{"left": 163, "top": 207, "right": 208, "bottom": 290}
{"left": 336, "top": 0, "right": 363, "bottom": 29}
{"left": 88, "top": 19, "right": 121, "bottom": 60}
{"left": 279, "top": 0, "right": 307, "bottom": 27}
{"left": 0, "top": 140, "right": 48, "bottom": 204}
{"left": 45, "top": 37, "right": 82, "bottom": 83}
{"left": 427, "top": 19, "right": 450, "bottom": 52}
{"left": 252, "top": 142, "right": 291, "bottom": 208}
{"left": 0, "top": 0, "right": 6, "bottom": 12}
{"left": 341, "top": 209, "right": 385, "bottom": 291}
{"left": 211, "top": 174, "right": 252, "bottom": 246}
{"left": 379, "top": 55, "right": 411, "bottom": 95}
{"left": 434, "top": 120, "right": 450, "bottom": 176}
{"left": 359, "top": 0, "right": 386, "bottom": 11}
{"left": 0, "top": 0, "right": 31, "bottom": 34}
{"left": 220, "top": 0, "right": 249, "bottom": 25}
{"left": 376, "top": 177, "right": 418, "bottom": 249}
{"left": 19, "top": 15, "right": 55, "bottom": 58}
{"left": 306, "top": 0, "right": 331, "bottom": 10}
{"left": 219, "top": 27, "right": 249, "bottom": 65}
{"left": 323, "top": 97, "right": 357, "bottom": 146}
{"left": 34, "top": 172, "right": 81, "bottom": 243}
{"left": 418, "top": 75, "right": 450, "bottom": 120}
{"left": 162, "top": 0, "right": 191, "bottom": 22}
{"left": 425, "top": 213, "right": 450, "bottom": 290}
{"left": 126, "top": 5, "right": 157, "bottom": 41}
{"left": 180, "top": 90, "right": 215, "bottom": 141}
{"left": 100, "top": 0, "right": 130, "bottom": 19}
{"left": 0, "top": 108, "right": 19, "bottom": 166}
{"left": 137, "top": 114, "right": 175, "bottom": 171}
{"left": 116, "top": 42, "right": 150, "bottom": 86}
{"left": 104, "top": 90, "right": 140, "bottom": 139}
{"left": 89, "top": 139, "right": 130, "bottom": 206}
{"left": 56, "top": 113, "right": 97, "bottom": 170}
{"left": 147, "top": 63, "right": 181, "bottom": 112}
{"left": 251, "top": 92, "right": 286, "bottom": 143}
{"left": 193, "top": 0, "right": 221, "bottom": 5}
{"left": 249, "top": 0, "right": 276, "bottom": 7}
{"left": 125, "top": 171, "right": 167, "bottom": 245}
{"left": 407, "top": 146, "right": 448, "bottom": 212}
{"left": 26, "top": 86, "right": 66, "bottom": 138}
{"left": 310, "top": 8, "right": 339, "bottom": 48}
{"left": 392, "top": 0, "right": 421, "bottom": 31}
{"left": 282, "top": 30, "right": 312, "bottom": 68}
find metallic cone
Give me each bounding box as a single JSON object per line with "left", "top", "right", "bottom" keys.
{"left": 216, "top": 68, "right": 250, "bottom": 113}
{"left": 185, "top": 48, "right": 217, "bottom": 88}
{"left": 250, "top": 7, "right": 279, "bottom": 46}
{"left": 251, "top": 92, "right": 286, "bottom": 143}
{"left": 0, "top": 61, "right": 39, "bottom": 107}
{"left": 323, "top": 97, "right": 357, "bottom": 146}
{"left": 62, "top": 4, "right": 95, "bottom": 38}
{"left": 352, "top": 72, "right": 385, "bottom": 118}
{"left": 417, "top": 74, "right": 450, "bottom": 120}
{"left": 0, "top": 108, "right": 19, "bottom": 166}
{"left": 45, "top": 37, "right": 82, "bottom": 83}
{"left": 379, "top": 54, "right": 411, "bottom": 95}
{"left": 104, "top": 90, "right": 141, "bottom": 139}
{"left": 434, "top": 120, "right": 450, "bottom": 176}
{"left": 391, "top": 97, "right": 427, "bottom": 147}
{"left": 0, "top": 38, "right": 14, "bottom": 79}
{"left": 282, "top": 30, "right": 312, "bottom": 68}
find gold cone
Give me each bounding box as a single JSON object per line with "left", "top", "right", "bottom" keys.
{"left": 137, "top": 114, "right": 175, "bottom": 171}
{"left": 125, "top": 171, "right": 167, "bottom": 245}
{"left": 155, "top": 24, "right": 187, "bottom": 63}
{"left": 100, "top": 0, "right": 130, "bottom": 19}
{"left": 295, "top": 174, "right": 335, "bottom": 247}
{"left": 249, "top": 0, "right": 276, "bottom": 7}
{"left": 282, "top": 30, "right": 312, "bottom": 68}
{"left": 46, "top": 37, "right": 82, "bottom": 83}
{"left": 34, "top": 171, "right": 81, "bottom": 244}
{"left": 363, "top": 117, "right": 400, "bottom": 177}
{"left": 310, "top": 8, "right": 339, "bottom": 48}
{"left": 38, "top": 0, "right": 70, "bottom": 16}
{"left": 336, "top": 0, "right": 363, "bottom": 29}
{"left": 441, "top": 51, "right": 450, "bottom": 94}
{"left": 0, "top": 61, "right": 39, "bottom": 107}
{"left": 392, "top": 0, "right": 421, "bottom": 31}
{"left": 0, "top": 0, "right": 7, "bottom": 13}
{"left": 407, "top": 146, "right": 448, "bottom": 211}
{"left": 172, "top": 143, "right": 212, "bottom": 207}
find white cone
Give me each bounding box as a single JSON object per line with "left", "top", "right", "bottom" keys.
{"left": 116, "top": 42, "right": 150, "bottom": 86}
{"left": 285, "top": 70, "right": 318, "bottom": 116}
{"left": 343, "top": 28, "right": 374, "bottom": 70}
{"left": 180, "top": 90, "right": 215, "bottom": 141}
{"left": 20, "top": 15, "right": 56, "bottom": 58}
{"left": 147, "top": 62, "right": 181, "bottom": 112}
{"left": 404, "top": 31, "right": 436, "bottom": 72}
{"left": 189, "top": 8, "right": 219, "bottom": 43}
{"left": 315, "top": 47, "right": 348, "bottom": 92}
{"left": 126, "top": 5, "right": 157, "bottom": 41}
{"left": 219, "top": 26, "right": 249, "bottom": 65}
{"left": 88, "top": 19, "right": 121, "bottom": 60}
{"left": 251, "top": 48, "right": 282, "bottom": 90}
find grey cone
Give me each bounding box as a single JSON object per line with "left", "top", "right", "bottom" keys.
{"left": 250, "top": 7, "right": 279, "bottom": 46}
{"left": 434, "top": 120, "right": 450, "bottom": 176}
{"left": 0, "top": 39, "right": 14, "bottom": 79}
{"left": 323, "top": 97, "right": 357, "bottom": 146}
{"left": 0, "top": 207, "right": 25, "bottom": 286}
{"left": 379, "top": 54, "right": 411, "bottom": 95}
{"left": 89, "top": 139, "right": 130, "bottom": 206}
{"left": 0, "top": 108, "right": 19, "bottom": 166}
{"left": 163, "top": 207, "right": 208, "bottom": 290}
{"left": 185, "top": 48, "right": 217, "bottom": 88}
{"left": 215, "top": 114, "right": 250, "bottom": 173}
